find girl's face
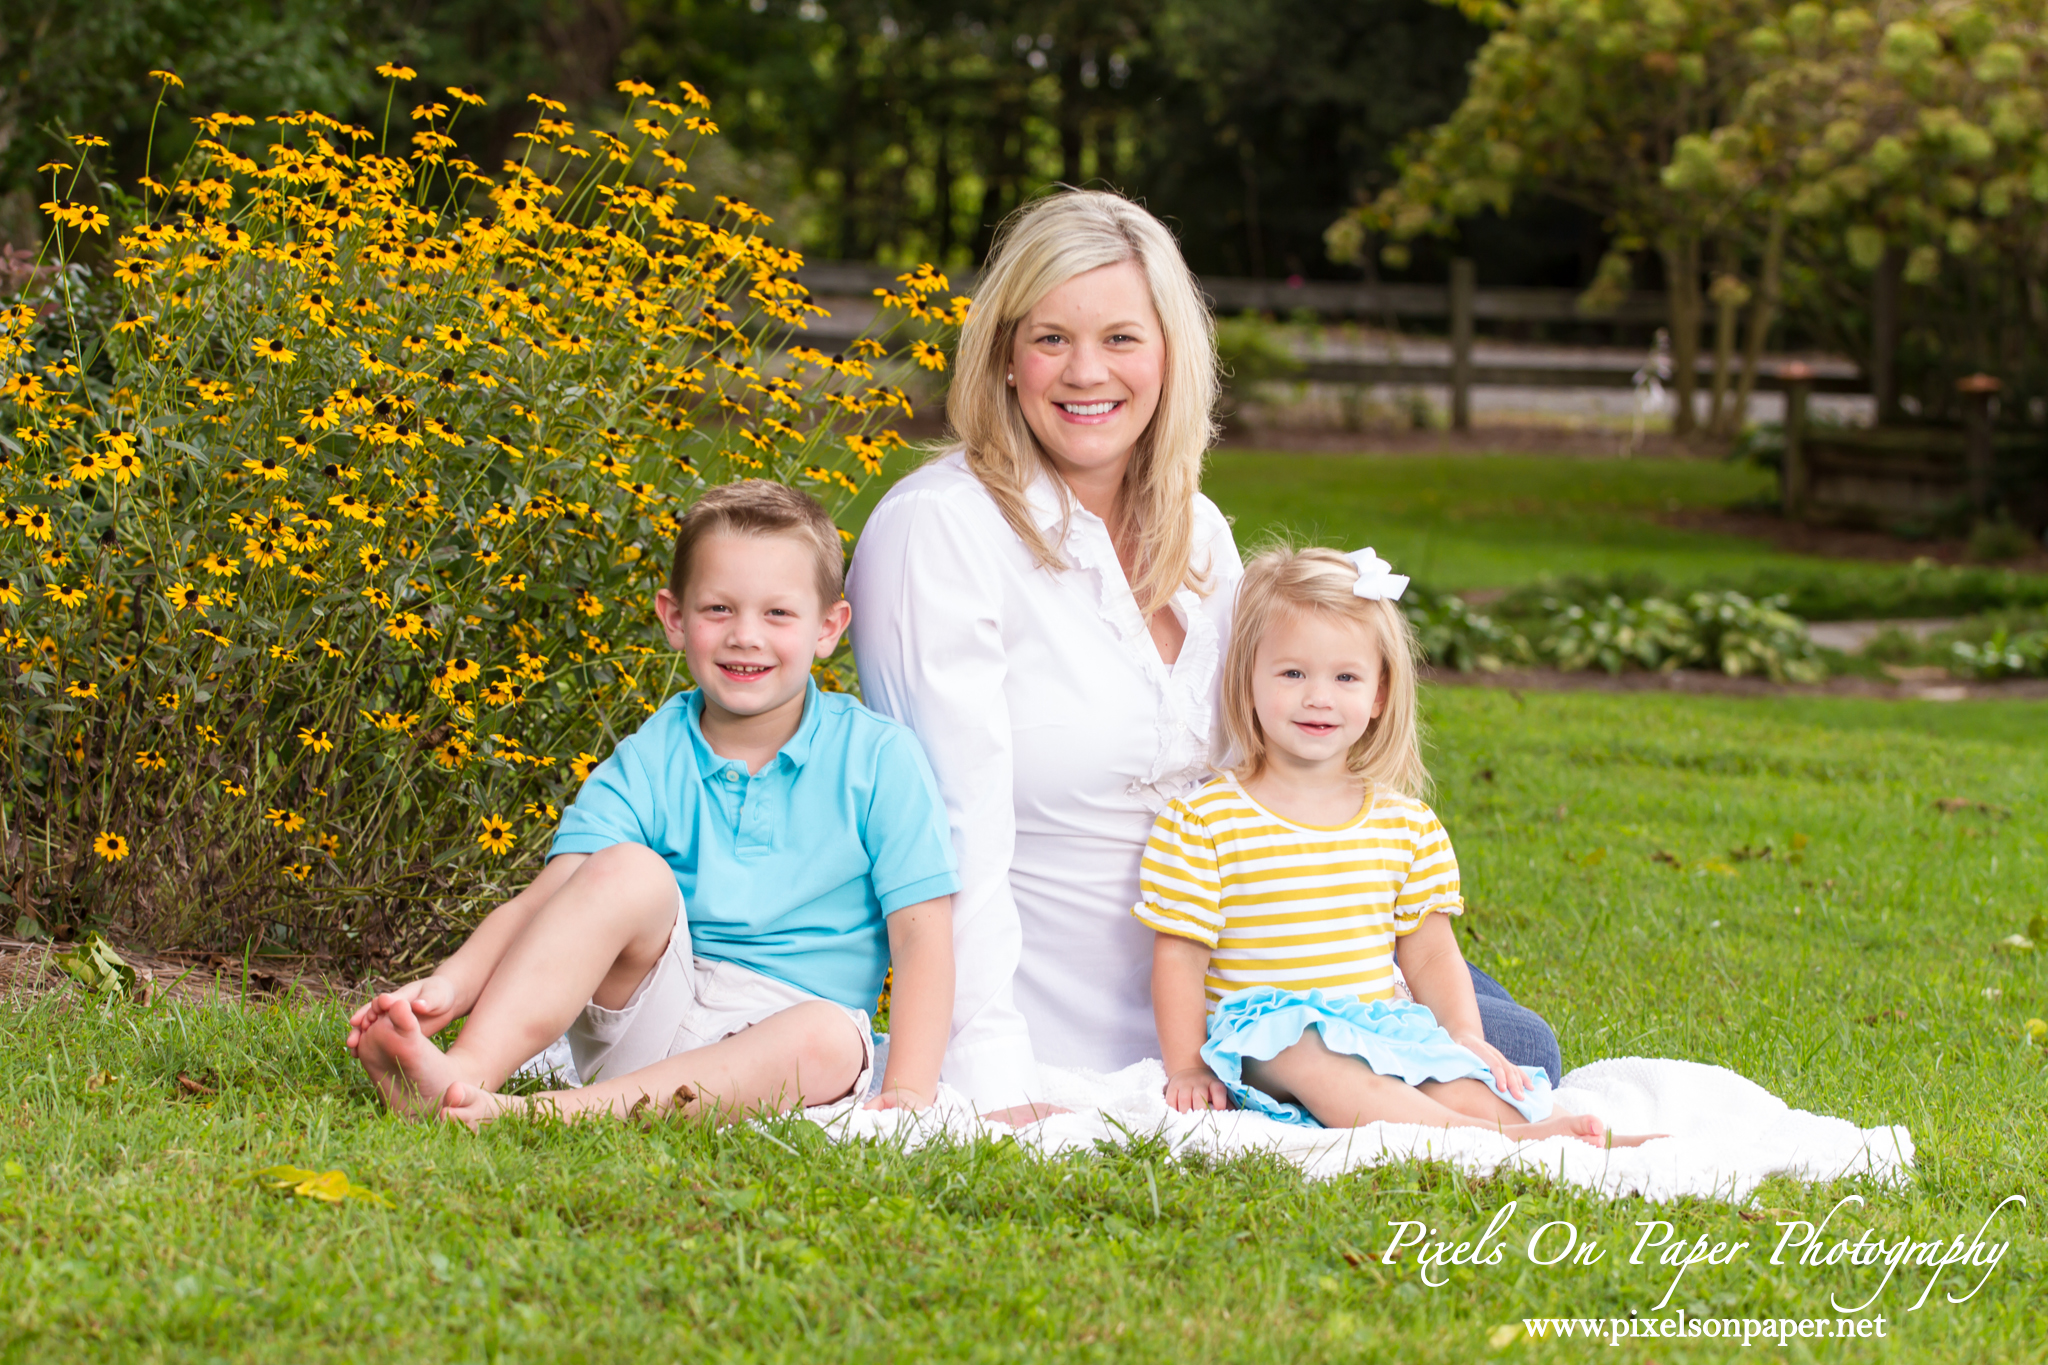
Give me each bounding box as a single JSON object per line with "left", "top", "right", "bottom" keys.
{"left": 1008, "top": 259, "right": 1165, "bottom": 490}
{"left": 1249, "top": 609, "right": 1386, "bottom": 772}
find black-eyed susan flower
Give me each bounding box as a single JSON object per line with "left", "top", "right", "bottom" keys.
{"left": 0, "top": 577, "right": 20, "bottom": 605}
{"left": 157, "top": 690, "right": 180, "bottom": 711}
{"left": 315, "top": 637, "right": 344, "bottom": 658}
{"left": 242, "top": 454, "right": 288, "bottom": 481}
{"left": 265, "top": 807, "right": 306, "bottom": 832}
{"left": 361, "top": 586, "right": 393, "bottom": 610}
{"left": 18, "top": 507, "right": 52, "bottom": 541}
{"left": 251, "top": 336, "right": 297, "bottom": 364}
{"left": 571, "top": 751, "right": 601, "bottom": 782}
{"left": 221, "top": 780, "right": 247, "bottom": 797}
{"left": 64, "top": 680, "right": 98, "bottom": 700}
{"left": 358, "top": 546, "right": 388, "bottom": 574}
{"left": 108, "top": 449, "right": 143, "bottom": 485}
{"left": 43, "top": 582, "right": 88, "bottom": 608}
{"left": 134, "top": 749, "right": 169, "bottom": 771}
{"left": 194, "top": 724, "right": 222, "bottom": 745}
{"left": 476, "top": 814, "right": 515, "bottom": 855}
{"left": 574, "top": 588, "right": 603, "bottom": 617}
{"left": 433, "top": 735, "right": 472, "bottom": 769}
{"left": 384, "top": 611, "right": 425, "bottom": 642}
{"left": 93, "top": 832, "right": 129, "bottom": 862}
{"left": 523, "top": 800, "right": 559, "bottom": 823}
{"left": 244, "top": 538, "right": 286, "bottom": 568}
{"left": 300, "top": 402, "right": 340, "bottom": 432}
{"left": 447, "top": 657, "right": 481, "bottom": 684}
{"left": 164, "top": 582, "right": 210, "bottom": 612}
{"left": 282, "top": 862, "right": 313, "bottom": 881}
{"left": 297, "top": 727, "right": 334, "bottom": 753}
{"left": 197, "top": 551, "right": 239, "bottom": 576}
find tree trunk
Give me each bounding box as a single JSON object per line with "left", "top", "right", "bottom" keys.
{"left": 1660, "top": 233, "right": 1703, "bottom": 436}
{"left": 1707, "top": 238, "right": 1741, "bottom": 438}
{"left": 1871, "top": 244, "right": 1903, "bottom": 424}
{"left": 1732, "top": 209, "right": 1785, "bottom": 434}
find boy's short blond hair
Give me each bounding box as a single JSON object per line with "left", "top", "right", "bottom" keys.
{"left": 668, "top": 480, "right": 844, "bottom": 608}
{"left": 1220, "top": 546, "right": 1427, "bottom": 798}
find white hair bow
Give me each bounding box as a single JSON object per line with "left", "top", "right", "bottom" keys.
{"left": 1347, "top": 548, "right": 1409, "bottom": 602}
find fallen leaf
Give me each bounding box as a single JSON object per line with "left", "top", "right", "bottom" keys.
{"left": 176, "top": 1073, "right": 216, "bottom": 1096}
{"left": 1488, "top": 1322, "right": 1523, "bottom": 1348}
{"left": 250, "top": 1165, "right": 393, "bottom": 1208}
{"left": 1995, "top": 934, "right": 2035, "bottom": 954}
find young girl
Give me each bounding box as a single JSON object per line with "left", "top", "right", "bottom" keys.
{"left": 1135, "top": 546, "right": 1619, "bottom": 1144}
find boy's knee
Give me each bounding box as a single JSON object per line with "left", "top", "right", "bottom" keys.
{"left": 579, "top": 843, "right": 678, "bottom": 901}
{"left": 789, "top": 1002, "right": 865, "bottom": 1096}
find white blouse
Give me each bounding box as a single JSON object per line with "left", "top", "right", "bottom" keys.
{"left": 846, "top": 451, "right": 1243, "bottom": 1108}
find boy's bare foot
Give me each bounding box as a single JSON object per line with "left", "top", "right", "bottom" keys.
{"left": 357, "top": 999, "right": 467, "bottom": 1119}
{"left": 1506, "top": 1112, "right": 1611, "bottom": 1147}
{"left": 439, "top": 1080, "right": 529, "bottom": 1130}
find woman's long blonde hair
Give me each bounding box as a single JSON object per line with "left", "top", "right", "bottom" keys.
{"left": 947, "top": 189, "right": 1220, "bottom": 615}
{"left": 1220, "top": 547, "right": 1427, "bottom": 798}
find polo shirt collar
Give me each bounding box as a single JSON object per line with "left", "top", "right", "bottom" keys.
{"left": 683, "top": 676, "right": 823, "bottom": 776}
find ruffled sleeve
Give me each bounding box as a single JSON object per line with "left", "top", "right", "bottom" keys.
{"left": 1390, "top": 801, "right": 1463, "bottom": 935}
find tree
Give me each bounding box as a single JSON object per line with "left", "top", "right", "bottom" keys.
{"left": 1345, "top": 0, "right": 1774, "bottom": 434}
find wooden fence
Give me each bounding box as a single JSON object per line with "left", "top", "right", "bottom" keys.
{"left": 795, "top": 258, "right": 1870, "bottom": 428}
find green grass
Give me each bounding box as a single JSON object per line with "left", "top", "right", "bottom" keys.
{"left": 7, "top": 688, "right": 2046, "bottom": 1362}
{"left": 1204, "top": 451, "right": 1800, "bottom": 592}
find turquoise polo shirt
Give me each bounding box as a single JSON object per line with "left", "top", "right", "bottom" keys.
{"left": 548, "top": 680, "right": 958, "bottom": 1011}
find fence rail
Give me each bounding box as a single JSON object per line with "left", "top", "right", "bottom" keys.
{"left": 794, "top": 259, "right": 1873, "bottom": 423}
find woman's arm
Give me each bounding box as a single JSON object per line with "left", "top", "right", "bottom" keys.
{"left": 1396, "top": 913, "right": 1529, "bottom": 1099}
{"left": 1152, "top": 933, "right": 1232, "bottom": 1111}
{"left": 867, "top": 895, "right": 954, "bottom": 1109}
{"left": 847, "top": 484, "right": 1041, "bottom": 1113}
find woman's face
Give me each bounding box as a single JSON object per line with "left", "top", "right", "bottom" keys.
{"left": 1009, "top": 259, "right": 1165, "bottom": 489}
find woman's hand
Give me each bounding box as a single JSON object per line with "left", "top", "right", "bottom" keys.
{"left": 346, "top": 977, "right": 459, "bottom": 1055}
{"left": 1164, "top": 1064, "right": 1233, "bottom": 1113}
{"left": 1451, "top": 1029, "right": 1529, "bottom": 1100}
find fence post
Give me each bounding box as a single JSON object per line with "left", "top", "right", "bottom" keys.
{"left": 1781, "top": 361, "right": 1812, "bottom": 519}
{"left": 1449, "top": 257, "right": 1475, "bottom": 431}
{"left": 1957, "top": 373, "right": 2001, "bottom": 519}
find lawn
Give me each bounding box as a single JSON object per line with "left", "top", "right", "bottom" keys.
{"left": 6, "top": 686, "right": 2045, "bottom": 1363}
{"left": 1203, "top": 451, "right": 1796, "bottom": 592}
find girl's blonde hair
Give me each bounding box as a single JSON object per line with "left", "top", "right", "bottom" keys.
{"left": 947, "top": 189, "right": 1221, "bottom": 615}
{"left": 1220, "top": 546, "right": 1427, "bottom": 797}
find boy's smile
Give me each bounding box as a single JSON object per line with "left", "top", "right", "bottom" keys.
{"left": 653, "top": 530, "right": 851, "bottom": 770}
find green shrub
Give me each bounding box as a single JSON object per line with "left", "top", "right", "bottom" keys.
{"left": 1949, "top": 629, "right": 2048, "bottom": 680}
{"left": 0, "top": 69, "right": 958, "bottom": 958}
{"left": 1534, "top": 594, "right": 1700, "bottom": 675}
{"left": 1682, "top": 589, "right": 1825, "bottom": 683}
{"left": 1403, "top": 591, "right": 1530, "bottom": 672}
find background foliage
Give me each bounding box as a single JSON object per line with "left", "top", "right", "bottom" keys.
{"left": 1, "top": 66, "right": 951, "bottom": 959}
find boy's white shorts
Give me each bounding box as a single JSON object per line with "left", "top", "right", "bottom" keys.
{"left": 565, "top": 886, "right": 876, "bottom": 1105}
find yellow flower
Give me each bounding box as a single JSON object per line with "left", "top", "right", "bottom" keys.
{"left": 265, "top": 807, "right": 306, "bottom": 833}
{"left": 108, "top": 450, "right": 143, "bottom": 485}
{"left": 497, "top": 572, "right": 526, "bottom": 592}
{"left": 43, "top": 583, "right": 88, "bottom": 608}
{"left": 244, "top": 538, "right": 286, "bottom": 568}
{"left": 358, "top": 546, "right": 388, "bottom": 573}
{"left": 574, "top": 588, "right": 603, "bottom": 617}
{"left": 571, "top": 751, "right": 601, "bottom": 782}
{"left": 282, "top": 862, "right": 313, "bottom": 882}
{"left": 242, "top": 455, "right": 289, "bottom": 481}
{"left": 0, "top": 576, "right": 19, "bottom": 605}
{"left": 164, "top": 583, "right": 210, "bottom": 612}
{"left": 197, "top": 551, "right": 239, "bottom": 576}
{"left": 149, "top": 69, "right": 184, "bottom": 88}
{"left": 134, "top": 749, "right": 170, "bottom": 771}
{"left": 298, "top": 727, "right": 334, "bottom": 753}
{"left": 18, "top": 507, "right": 53, "bottom": 541}
{"left": 384, "top": 611, "right": 426, "bottom": 642}
{"left": 221, "top": 779, "right": 247, "bottom": 797}
{"left": 194, "top": 724, "right": 222, "bottom": 745}
{"left": 376, "top": 61, "right": 418, "bottom": 80}
{"left": 93, "top": 831, "right": 129, "bottom": 862}
{"left": 433, "top": 735, "right": 472, "bottom": 769}
{"left": 251, "top": 336, "right": 297, "bottom": 364}
{"left": 64, "top": 680, "right": 98, "bottom": 699}
{"left": 315, "top": 637, "right": 345, "bottom": 658}
{"left": 300, "top": 402, "right": 340, "bottom": 432}
{"left": 477, "top": 814, "right": 515, "bottom": 855}
{"left": 524, "top": 800, "right": 560, "bottom": 822}
{"left": 908, "top": 339, "right": 947, "bottom": 371}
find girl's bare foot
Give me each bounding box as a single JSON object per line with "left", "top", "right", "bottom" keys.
{"left": 439, "top": 1080, "right": 529, "bottom": 1130}
{"left": 1506, "top": 1112, "right": 1611, "bottom": 1146}
{"left": 356, "top": 999, "right": 467, "bottom": 1119}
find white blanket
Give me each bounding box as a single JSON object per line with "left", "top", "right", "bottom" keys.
{"left": 799, "top": 1055, "right": 1913, "bottom": 1204}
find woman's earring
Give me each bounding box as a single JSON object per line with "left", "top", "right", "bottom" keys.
{"left": 1006, "top": 372, "right": 1014, "bottom": 384}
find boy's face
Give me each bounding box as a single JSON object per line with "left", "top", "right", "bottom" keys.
{"left": 654, "top": 530, "right": 850, "bottom": 723}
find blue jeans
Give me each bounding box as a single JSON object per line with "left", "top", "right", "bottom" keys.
{"left": 1466, "top": 963, "right": 1564, "bottom": 1083}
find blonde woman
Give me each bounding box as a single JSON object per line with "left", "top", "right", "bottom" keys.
{"left": 848, "top": 191, "right": 1555, "bottom": 1119}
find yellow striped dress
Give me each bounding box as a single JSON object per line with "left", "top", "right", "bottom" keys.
{"left": 1131, "top": 775, "right": 1462, "bottom": 1007}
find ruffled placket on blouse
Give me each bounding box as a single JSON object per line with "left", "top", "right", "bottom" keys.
{"left": 1049, "top": 502, "right": 1221, "bottom": 815}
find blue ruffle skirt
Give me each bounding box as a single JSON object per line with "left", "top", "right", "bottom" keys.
{"left": 1200, "top": 986, "right": 1554, "bottom": 1128}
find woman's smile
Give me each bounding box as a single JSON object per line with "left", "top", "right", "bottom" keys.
{"left": 1053, "top": 398, "right": 1124, "bottom": 422}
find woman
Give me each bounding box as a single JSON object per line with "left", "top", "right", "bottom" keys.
{"left": 847, "top": 190, "right": 1559, "bottom": 1117}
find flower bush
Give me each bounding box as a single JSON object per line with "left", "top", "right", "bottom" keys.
{"left": 1, "top": 67, "right": 963, "bottom": 960}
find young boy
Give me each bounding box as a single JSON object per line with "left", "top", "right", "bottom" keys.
{"left": 347, "top": 480, "right": 957, "bottom": 1125}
